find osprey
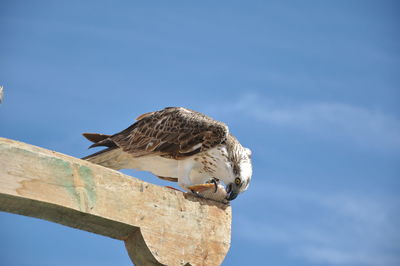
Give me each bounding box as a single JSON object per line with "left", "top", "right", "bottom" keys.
{"left": 82, "top": 107, "right": 252, "bottom": 202}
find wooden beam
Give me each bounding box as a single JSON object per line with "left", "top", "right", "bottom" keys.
{"left": 0, "top": 138, "right": 231, "bottom": 265}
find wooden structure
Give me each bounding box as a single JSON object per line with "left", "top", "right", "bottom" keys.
{"left": 0, "top": 138, "right": 232, "bottom": 265}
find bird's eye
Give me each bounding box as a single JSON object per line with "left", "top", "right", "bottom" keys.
{"left": 235, "top": 178, "right": 241, "bottom": 185}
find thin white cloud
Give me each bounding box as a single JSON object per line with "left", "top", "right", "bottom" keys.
{"left": 236, "top": 181, "right": 400, "bottom": 266}
{"left": 297, "top": 246, "right": 400, "bottom": 266}
{"left": 210, "top": 93, "right": 400, "bottom": 151}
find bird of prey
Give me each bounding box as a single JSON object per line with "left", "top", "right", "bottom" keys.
{"left": 82, "top": 107, "right": 252, "bottom": 202}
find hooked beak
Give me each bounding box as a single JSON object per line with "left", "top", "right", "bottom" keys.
{"left": 225, "top": 183, "right": 239, "bottom": 201}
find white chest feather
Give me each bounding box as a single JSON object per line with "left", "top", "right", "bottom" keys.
{"left": 189, "top": 145, "right": 234, "bottom": 185}
{"left": 122, "top": 145, "right": 234, "bottom": 187}
{"left": 126, "top": 154, "right": 181, "bottom": 178}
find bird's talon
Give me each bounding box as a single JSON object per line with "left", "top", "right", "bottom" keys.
{"left": 211, "top": 179, "right": 218, "bottom": 193}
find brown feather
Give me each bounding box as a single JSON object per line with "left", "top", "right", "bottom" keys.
{"left": 136, "top": 111, "right": 154, "bottom": 121}
{"left": 82, "top": 132, "right": 117, "bottom": 149}
{"left": 109, "top": 107, "right": 229, "bottom": 158}
{"left": 82, "top": 133, "right": 111, "bottom": 143}
{"left": 81, "top": 147, "right": 115, "bottom": 160}
{"left": 156, "top": 176, "right": 178, "bottom": 182}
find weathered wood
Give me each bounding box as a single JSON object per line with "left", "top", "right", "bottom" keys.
{"left": 0, "top": 137, "right": 231, "bottom": 265}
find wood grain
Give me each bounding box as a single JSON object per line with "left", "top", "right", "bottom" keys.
{"left": 0, "top": 137, "right": 231, "bottom": 265}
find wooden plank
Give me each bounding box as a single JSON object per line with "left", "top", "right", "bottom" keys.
{"left": 0, "top": 137, "right": 231, "bottom": 265}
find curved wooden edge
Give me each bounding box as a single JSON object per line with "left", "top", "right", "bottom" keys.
{"left": 0, "top": 137, "right": 232, "bottom": 265}
{"left": 124, "top": 229, "right": 165, "bottom": 266}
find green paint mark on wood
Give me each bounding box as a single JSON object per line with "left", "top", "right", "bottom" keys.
{"left": 0, "top": 140, "right": 97, "bottom": 211}
{"left": 79, "top": 165, "right": 97, "bottom": 208}
{"left": 42, "top": 157, "right": 78, "bottom": 203}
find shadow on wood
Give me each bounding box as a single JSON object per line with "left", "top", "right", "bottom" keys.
{"left": 0, "top": 137, "right": 231, "bottom": 265}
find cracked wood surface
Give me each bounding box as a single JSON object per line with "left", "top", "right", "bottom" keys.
{"left": 0, "top": 137, "right": 231, "bottom": 265}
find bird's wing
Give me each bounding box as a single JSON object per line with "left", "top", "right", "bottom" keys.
{"left": 90, "top": 107, "right": 229, "bottom": 158}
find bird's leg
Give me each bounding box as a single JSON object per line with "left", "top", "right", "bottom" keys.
{"left": 188, "top": 177, "right": 220, "bottom": 194}
{"left": 188, "top": 184, "right": 215, "bottom": 193}
{"left": 187, "top": 178, "right": 229, "bottom": 203}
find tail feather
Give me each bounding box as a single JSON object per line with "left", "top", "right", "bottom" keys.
{"left": 82, "top": 132, "right": 127, "bottom": 169}
{"left": 82, "top": 147, "right": 131, "bottom": 170}
{"left": 82, "top": 147, "right": 115, "bottom": 160}
{"left": 82, "top": 132, "right": 117, "bottom": 148}
{"left": 82, "top": 133, "right": 111, "bottom": 143}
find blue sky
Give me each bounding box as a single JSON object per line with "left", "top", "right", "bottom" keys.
{"left": 1, "top": 1, "right": 399, "bottom": 265}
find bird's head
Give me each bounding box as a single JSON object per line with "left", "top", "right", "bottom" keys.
{"left": 225, "top": 147, "right": 252, "bottom": 201}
